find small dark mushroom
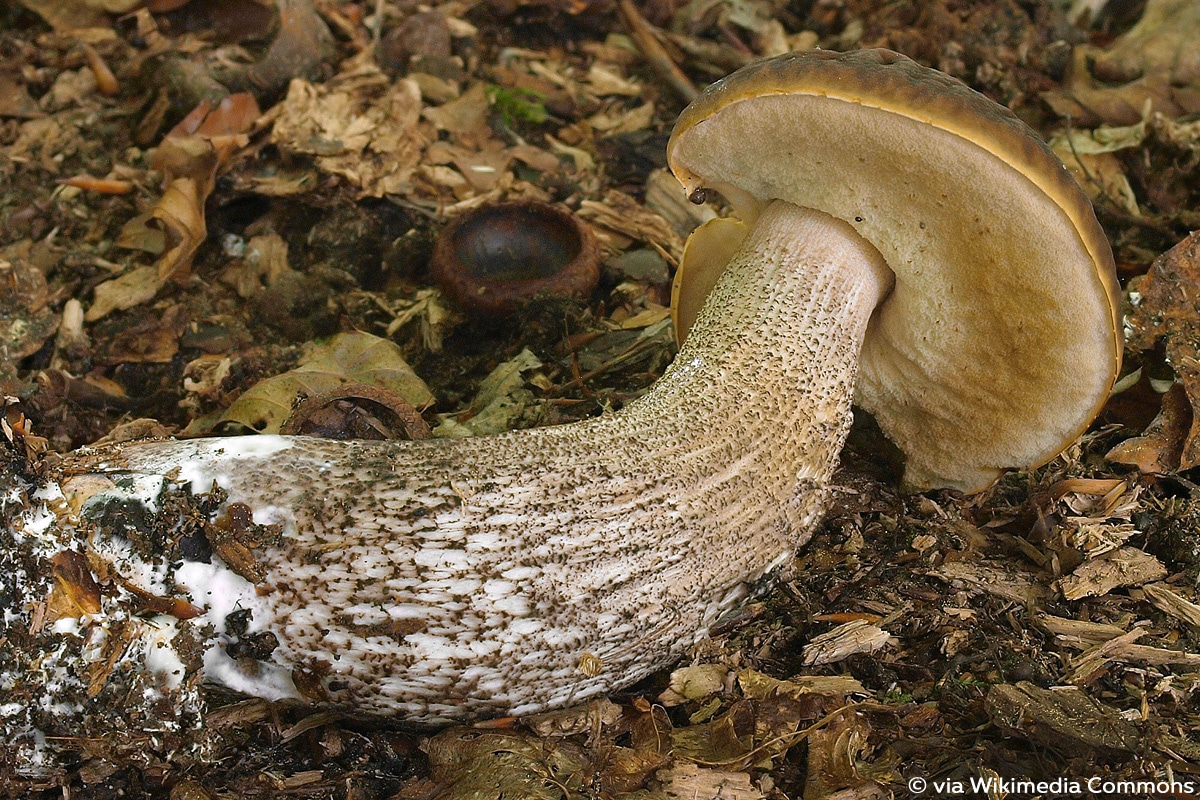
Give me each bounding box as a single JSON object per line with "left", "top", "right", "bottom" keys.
{"left": 430, "top": 201, "right": 601, "bottom": 316}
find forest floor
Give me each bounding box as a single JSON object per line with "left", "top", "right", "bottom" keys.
{"left": 2, "top": 0, "right": 1200, "bottom": 797}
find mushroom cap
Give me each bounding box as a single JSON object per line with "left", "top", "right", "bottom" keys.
{"left": 667, "top": 49, "right": 1122, "bottom": 493}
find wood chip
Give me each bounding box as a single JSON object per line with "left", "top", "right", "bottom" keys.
{"left": 659, "top": 762, "right": 764, "bottom": 800}
{"left": 578, "top": 190, "right": 686, "bottom": 262}
{"left": 738, "top": 670, "right": 867, "bottom": 700}
{"left": 802, "top": 620, "right": 894, "bottom": 666}
{"left": 644, "top": 167, "right": 715, "bottom": 238}
{"left": 1143, "top": 582, "right": 1200, "bottom": 629}
{"left": 985, "top": 682, "right": 1144, "bottom": 756}
{"left": 1033, "top": 613, "right": 1129, "bottom": 648}
{"left": 1057, "top": 546, "right": 1168, "bottom": 600}
{"left": 934, "top": 561, "right": 1049, "bottom": 606}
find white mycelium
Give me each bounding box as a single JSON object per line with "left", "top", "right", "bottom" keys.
{"left": 53, "top": 202, "right": 892, "bottom": 721}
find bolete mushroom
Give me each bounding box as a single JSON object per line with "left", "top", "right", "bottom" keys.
{"left": 668, "top": 48, "right": 1121, "bottom": 492}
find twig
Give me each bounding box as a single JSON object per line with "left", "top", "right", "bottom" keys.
{"left": 617, "top": 0, "right": 699, "bottom": 104}
{"left": 372, "top": 0, "right": 385, "bottom": 53}
{"left": 666, "top": 30, "right": 755, "bottom": 72}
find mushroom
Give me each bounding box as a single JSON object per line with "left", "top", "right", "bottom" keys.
{"left": 668, "top": 48, "right": 1121, "bottom": 492}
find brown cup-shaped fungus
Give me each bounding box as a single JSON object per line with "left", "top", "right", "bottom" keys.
{"left": 669, "top": 48, "right": 1122, "bottom": 492}
{"left": 430, "top": 201, "right": 601, "bottom": 316}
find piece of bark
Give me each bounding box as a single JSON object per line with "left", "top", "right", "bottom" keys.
{"left": 1057, "top": 547, "right": 1168, "bottom": 600}
{"left": 934, "top": 561, "right": 1049, "bottom": 606}
{"left": 1033, "top": 613, "right": 1129, "bottom": 648}
{"left": 659, "top": 762, "right": 764, "bottom": 799}
{"left": 1142, "top": 583, "right": 1200, "bottom": 629}
{"left": 801, "top": 620, "right": 894, "bottom": 666}
{"left": 1124, "top": 230, "right": 1200, "bottom": 468}
{"left": 985, "top": 682, "right": 1143, "bottom": 759}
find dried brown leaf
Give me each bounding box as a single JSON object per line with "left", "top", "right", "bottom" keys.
{"left": 1106, "top": 383, "right": 1190, "bottom": 472}
{"left": 272, "top": 66, "right": 427, "bottom": 197}
{"left": 86, "top": 265, "right": 161, "bottom": 322}
{"left": 1042, "top": 0, "right": 1200, "bottom": 125}
{"left": 96, "top": 303, "right": 188, "bottom": 364}
{"left": 17, "top": 0, "right": 108, "bottom": 31}
{"left": 0, "top": 250, "right": 57, "bottom": 367}
{"left": 422, "top": 82, "right": 490, "bottom": 135}
{"left": 426, "top": 138, "right": 512, "bottom": 192}
{"left": 670, "top": 702, "right": 755, "bottom": 764}
{"left": 166, "top": 93, "right": 261, "bottom": 139}
{"left": 195, "top": 331, "right": 434, "bottom": 436}
{"left": 0, "top": 75, "right": 44, "bottom": 119}
{"left": 1124, "top": 230, "right": 1200, "bottom": 467}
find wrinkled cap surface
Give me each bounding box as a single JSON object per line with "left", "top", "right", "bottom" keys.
{"left": 668, "top": 49, "right": 1122, "bottom": 493}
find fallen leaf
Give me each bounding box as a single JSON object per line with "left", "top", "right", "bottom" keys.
{"left": 85, "top": 265, "right": 161, "bottom": 322}
{"left": 220, "top": 232, "right": 292, "bottom": 298}
{"left": 166, "top": 93, "right": 262, "bottom": 139}
{"left": 17, "top": 0, "right": 108, "bottom": 30}
{"left": 670, "top": 702, "right": 755, "bottom": 764}
{"left": 426, "top": 138, "right": 512, "bottom": 192}
{"left": 422, "top": 82, "right": 490, "bottom": 135}
{"left": 0, "top": 249, "right": 58, "bottom": 373}
{"left": 1106, "top": 382, "right": 1190, "bottom": 472}
{"left": 804, "top": 705, "right": 882, "bottom": 800}
{"left": 272, "top": 62, "right": 427, "bottom": 197}
{"left": 425, "top": 728, "right": 589, "bottom": 800}
{"left": 0, "top": 75, "right": 44, "bottom": 119}
{"left": 596, "top": 746, "right": 671, "bottom": 794}
{"left": 659, "top": 664, "right": 729, "bottom": 706}
{"left": 1042, "top": 0, "right": 1200, "bottom": 125}
{"left": 146, "top": 174, "right": 209, "bottom": 284}
{"left": 95, "top": 97, "right": 258, "bottom": 320}
{"left": 508, "top": 143, "right": 560, "bottom": 172}
{"left": 1123, "top": 230, "right": 1200, "bottom": 467}
{"left": 195, "top": 332, "right": 434, "bottom": 435}
{"left": 95, "top": 303, "right": 188, "bottom": 364}
{"left": 433, "top": 348, "right": 544, "bottom": 437}
{"left": 1052, "top": 148, "right": 1140, "bottom": 215}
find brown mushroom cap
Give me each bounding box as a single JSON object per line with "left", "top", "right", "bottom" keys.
{"left": 667, "top": 49, "right": 1122, "bottom": 493}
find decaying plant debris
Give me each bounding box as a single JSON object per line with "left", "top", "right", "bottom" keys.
{"left": 2, "top": 0, "right": 1200, "bottom": 797}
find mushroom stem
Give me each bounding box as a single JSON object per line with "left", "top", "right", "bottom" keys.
{"left": 19, "top": 203, "right": 892, "bottom": 724}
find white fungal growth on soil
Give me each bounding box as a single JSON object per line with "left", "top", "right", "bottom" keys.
{"left": 3, "top": 203, "right": 891, "bottom": 749}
